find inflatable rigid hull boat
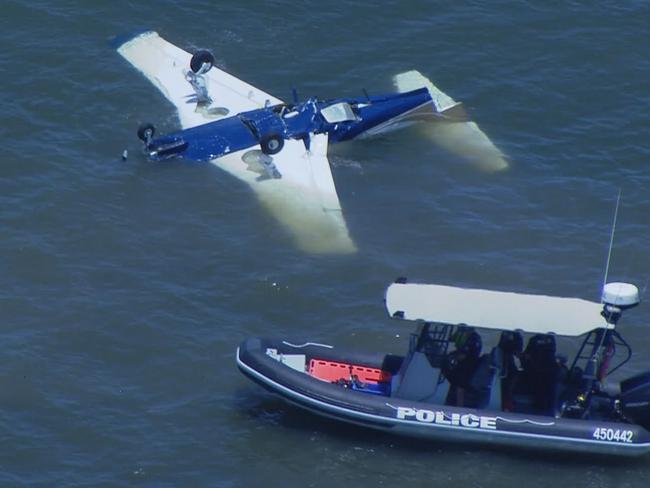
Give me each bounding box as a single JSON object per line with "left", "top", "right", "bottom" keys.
{"left": 237, "top": 280, "right": 650, "bottom": 457}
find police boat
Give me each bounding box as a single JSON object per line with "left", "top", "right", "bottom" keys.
{"left": 237, "top": 279, "right": 650, "bottom": 456}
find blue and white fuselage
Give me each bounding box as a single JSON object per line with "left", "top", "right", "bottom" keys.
{"left": 145, "top": 87, "right": 435, "bottom": 162}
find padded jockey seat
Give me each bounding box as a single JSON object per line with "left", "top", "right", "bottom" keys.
{"left": 498, "top": 330, "right": 524, "bottom": 411}
{"left": 519, "top": 334, "right": 560, "bottom": 414}
{"left": 470, "top": 346, "right": 504, "bottom": 410}
{"left": 393, "top": 351, "right": 448, "bottom": 404}
{"left": 392, "top": 323, "right": 449, "bottom": 404}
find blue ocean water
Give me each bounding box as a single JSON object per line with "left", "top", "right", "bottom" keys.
{"left": 1, "top": 1, "right": 650, "bottom": 486}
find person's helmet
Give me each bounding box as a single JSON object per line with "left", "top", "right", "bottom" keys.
{"left": 452, "top": 327, "right": 482, "bottom": 357}
{"left": 499, "top": 330, "right": 523, "bottom": 354}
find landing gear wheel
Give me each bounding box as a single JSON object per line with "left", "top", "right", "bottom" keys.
{"left": 137, "top": 123, "right": 156, "bottom": 143}
{"left": 190, "top": 50, "right": 215, "bottom": 74}
{"left": 260, "top": 134, "right": 284, "bottom": 155}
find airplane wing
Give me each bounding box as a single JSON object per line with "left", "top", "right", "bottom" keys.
{"left": 115, "top": 30, "right": 281, "bottom": 128}
{"left": 115, "top": 31, "right": 355, "bottom": 254}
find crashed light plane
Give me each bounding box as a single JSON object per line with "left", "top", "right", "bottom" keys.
{"left": 114, "top": 31, "right": 507, "bottom": 254}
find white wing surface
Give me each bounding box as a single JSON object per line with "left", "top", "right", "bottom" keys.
{"left": 116, "top": 31, "right": 281, "bottom": 128}
{"left": 386, "top": 282, "right": 610, "bottom": 336}
{"left": 116, "top": 31, "right": 355, "bottom": 254}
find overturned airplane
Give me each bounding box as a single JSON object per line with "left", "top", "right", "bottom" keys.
{"left": 115, "top": 31, "right": 506, "bottom": 253}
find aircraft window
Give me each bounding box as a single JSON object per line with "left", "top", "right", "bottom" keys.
{"left": 320, "top": 102, "right": 358, "bottom": 123}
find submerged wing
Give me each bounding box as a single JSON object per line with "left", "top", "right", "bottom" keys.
{"left": 393, "top": 70, "right": 508, "bottom": 172}
{"left": 215, "top": 135, "right": 356, "bottom": 254}
{"left": 115, "top": 31, "right": 355, "bottom": 254}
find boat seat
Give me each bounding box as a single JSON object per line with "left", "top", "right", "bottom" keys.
{"left": 497, "top": 331, "right": 524, "bottom": 411}
{"left": 519, "top": 334, "right": 560, "bottom": 415}
{"left": 470, "top": 346, "right": 504, "bottom": 410}
{"left": 393, "top": 351, "right": 446, "bottom": 403}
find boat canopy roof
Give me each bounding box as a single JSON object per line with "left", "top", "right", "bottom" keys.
{"left": 385, "top": 283, "right": 612, "bottom": 336}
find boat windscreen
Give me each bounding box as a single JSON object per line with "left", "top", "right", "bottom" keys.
{"left": 385, "top": 283, "right": 611, "bottom": 336}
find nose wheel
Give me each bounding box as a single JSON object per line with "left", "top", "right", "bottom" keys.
{"left": 137, "top": 122, "right": 156, "bottom": 145}
{"left": 260, "top": 134, "right": 284, "bottom": 155}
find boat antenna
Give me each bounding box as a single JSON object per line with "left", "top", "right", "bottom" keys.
{"left": 601, "top": 189, "right": 622, "bottom": 299}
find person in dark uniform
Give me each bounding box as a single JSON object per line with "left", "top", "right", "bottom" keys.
{"left": 520, "top": 334, "right": 560, "bottom": 414}
{"left": 499, "top": 331, "right": 524, "bottom": 411}
{"left": 443, "top": 327, "right": 482, "bottom": 407}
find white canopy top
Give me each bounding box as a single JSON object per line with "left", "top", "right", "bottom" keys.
{"left": 385, "top": 283, "right": 612, "bottom": 336}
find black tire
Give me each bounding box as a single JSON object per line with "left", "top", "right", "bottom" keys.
{"left": 190, "top": 50, "right": 215, "bottom": 74}
{"left": 260, "top": 134, "right": 284, "bottom": 155}
{"left": 137, "top": 123, "right": 156, "bottom": 142}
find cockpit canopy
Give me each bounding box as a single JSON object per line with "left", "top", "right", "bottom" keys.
{"left": 320, "top": 102, "right": 358, "bottom": 124}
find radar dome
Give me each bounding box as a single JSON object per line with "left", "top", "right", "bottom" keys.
{"left": 602, "top": 282, "right": 640, "bottom": 309}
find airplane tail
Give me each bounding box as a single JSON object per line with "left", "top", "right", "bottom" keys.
{"left": 393, "top": 70, "right": 508, "bottom": 172}
{"left": 394, "top": 70, "right": 457, "bottom": 111}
